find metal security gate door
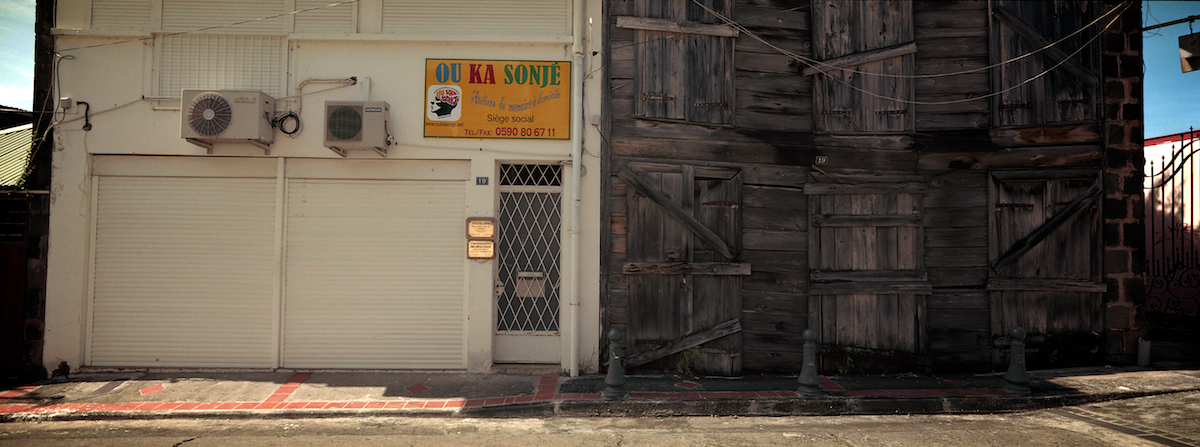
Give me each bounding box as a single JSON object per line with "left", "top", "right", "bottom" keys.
{"left": 494, "top": 164, "right": 562, "bottom": 364}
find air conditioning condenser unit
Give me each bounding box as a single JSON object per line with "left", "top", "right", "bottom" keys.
{"left": 324, "top": 101, "right": 390, "bottom": 157}
{"left": 180, "top": 89, "right": 275, "bottom": 151}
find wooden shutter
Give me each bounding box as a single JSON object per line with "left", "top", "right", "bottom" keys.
{"left": 621, "top": 0, "right": 735, "bottom": 125}
{"left": 620, "top": 162, "right": 747, "bottom": 375}
{"left": 992, "top": 0, "right": 1098, "bottom": 127}
{"left": 806, "top": 182, "right": 929, "bottom": 358}
{"left": 810, "top": 0, "right": 914, "bottom": 133}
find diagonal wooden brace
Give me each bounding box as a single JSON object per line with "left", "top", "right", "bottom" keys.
{"left": 624, "top": 319, "right": 742, "bottom": 368}
{"left": 990, "top": 182, "right": 1102, "bottom": 272}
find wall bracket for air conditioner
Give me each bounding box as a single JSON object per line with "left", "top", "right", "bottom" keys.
{"left": 185, "top": 137, "right": 271, "bottom": 154}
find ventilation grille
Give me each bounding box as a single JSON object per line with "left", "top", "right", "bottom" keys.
{"left": 382, "top": 0, "right": 570, "bottom": 37}
{"left": 158, "top": 34, "right": 286, "bottom": 97}
{"left": 161, "top": 0, "right": 285, "bottom": 34}
{"left": 92, "top": 0, "right": 152, "bottom": 29}
{"left": 295, "top": 0, "right": 355, "bottom": 33}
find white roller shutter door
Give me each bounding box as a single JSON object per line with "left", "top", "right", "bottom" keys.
{"left": 90, "top": 176, "right": 278, "bottom": 368}
{"left": 282, "top": 179, "right": 466, "bottom": 369}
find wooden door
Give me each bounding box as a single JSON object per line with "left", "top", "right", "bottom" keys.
{"left": 987, "top": 171, "right": 1105, "bottom": 367}
{"left": 807, "top": 181, "right": 930, "bottom": 371}
{"left": 620, "top": 162, "right": 748, "bottom": 376}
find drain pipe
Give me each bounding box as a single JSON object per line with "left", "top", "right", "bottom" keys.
{"left": 567, "top": 0, "right": 586, "bottom": 378}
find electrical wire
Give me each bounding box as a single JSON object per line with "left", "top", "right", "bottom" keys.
{"left": 695, "top": 0, "right": 1126, "bottom": 81}
{"left": 691, "top": 0, "right": 1129, "bottom": 106}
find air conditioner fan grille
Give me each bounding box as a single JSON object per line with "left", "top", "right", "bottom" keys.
{"left": 327, "top": 106, "right": 363, "bottom": 141}
{"left": 187, "top": 93, "right": 233, "bottom": 136}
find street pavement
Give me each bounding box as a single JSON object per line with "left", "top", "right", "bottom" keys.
{"left": 0, "top": 362, "right": 1197, "bottom": 421}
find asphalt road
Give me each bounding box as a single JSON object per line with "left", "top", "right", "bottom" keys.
{"left": 2, "top": 391, "right": 1198, "bottom": 447}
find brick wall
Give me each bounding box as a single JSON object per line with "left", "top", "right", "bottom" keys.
{"left": 1101, "top": 0, "right": 1145, "bottom": 364}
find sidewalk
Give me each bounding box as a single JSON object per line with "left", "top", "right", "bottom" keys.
{"left": 1, "top": 363, "right": 1197, "bottom": 421}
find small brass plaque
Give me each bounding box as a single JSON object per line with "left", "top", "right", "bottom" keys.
{"left": 467, "top": 217, "right": 496, "bottom": 239}
{"left": 468, "top": 240, "right": 495, "bottom": 259}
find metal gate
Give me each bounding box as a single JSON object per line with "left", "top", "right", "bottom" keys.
{"left": 494, "top": 164, "right": 562, "bottom": 363}
{"left": 1144, "top": 127, "right": 1200, "bottom": 337}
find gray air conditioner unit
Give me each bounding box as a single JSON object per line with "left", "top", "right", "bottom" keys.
{"left": 324, "top": 101, "right": 390, "bottom": 157}
{"left": 180, "top": 89, "right": 275, "bottom": 152}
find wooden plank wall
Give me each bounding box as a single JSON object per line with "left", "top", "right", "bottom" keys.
{"left": 603, "top": 0, "right": 1106, "bottom": 373}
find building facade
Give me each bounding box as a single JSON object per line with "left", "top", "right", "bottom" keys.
{"left": 599, "top": 0, "right": 1145, "bottom": 374}
{"left": 45, "top": 0, "right": 604, "bottom": 374}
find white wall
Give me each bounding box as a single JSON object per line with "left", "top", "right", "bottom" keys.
{"left": 46, "top": 0, "right": 604, "bottom": 374}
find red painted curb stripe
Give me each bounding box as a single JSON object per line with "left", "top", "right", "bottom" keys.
{"left": 265, "top": 372, "right": 313, "bottom": 403}
{"left": 819, "top": 376, "right": 845, "bottom": 391}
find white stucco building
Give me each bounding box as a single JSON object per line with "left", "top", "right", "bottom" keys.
{"left": 45, "top": 0, "right": 603, "bottom": 375}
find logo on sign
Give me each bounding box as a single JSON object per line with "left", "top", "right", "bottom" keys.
{"left": 427, "top": 85, "right": 462, "bottom": 121}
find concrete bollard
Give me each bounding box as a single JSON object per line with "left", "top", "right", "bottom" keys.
{"left": 1004, "top": 327, "right": 1030, "bottom": 393}
{"left": 797, "top": 328, "right": 822, "bottom": 396}
{"left": 1138, "top": 337, "right": 1151, "bottom": 367}
{"left": 603, "top": 328, "right": 628, "bottom": 400}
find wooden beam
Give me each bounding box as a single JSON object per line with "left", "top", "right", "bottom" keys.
{"left": 624, "top": 319, "right": 742, "bottom": 367}
{"left": 809, "top": 281, "right": 933, "bottom": 295}
{"left": 986, "top": 278, "right": 1107, "bottom": 293}
{"left": 618, "top": 167, "right": 738, "bottom": 259}
{"left": 623, "top": 262, "right": 751, "bottom": 275}
{"left": 801, "top": 41, "right": 918, "bottom": 77}
{"left": 804, "top": 182, "right": 927, "bottom": 195}
{"left": 811, "top": 269, "right": 927, "bottom": 282}
{"left": 811, "top": 214, "right": 922, "bottom": 227}
{"left": 992, "top": 6, "right": 1099, "bottom": 87}
{"left": 615, "top": 16, "right": 738, "bottom": 38}
{"left": 990, "top": 181, "right": 1103, "bottom": 272}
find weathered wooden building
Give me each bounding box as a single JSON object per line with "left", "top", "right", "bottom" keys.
{"left": 600, "top": 0, "right": 1145, "bottom": 374}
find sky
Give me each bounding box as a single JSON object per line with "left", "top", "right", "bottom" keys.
{"left": 0, "top": 1, "right": 1195, "bottom": 135}
{"left": 0, "top": 0, "right": 34, "bottom": 111}
{"left": 1142, "top": 0, "right": 1200, "bottom": 138}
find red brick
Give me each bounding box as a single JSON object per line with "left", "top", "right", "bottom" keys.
{"left": 364, "top": 401, "right": 386, "bottom": 409}
{"left": 285, "top": 372, "right": 313, "bottom": 384}
{"left": 464, "top": 399, "right": 487, "bottom": 407}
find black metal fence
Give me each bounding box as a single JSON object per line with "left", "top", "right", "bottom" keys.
{"left": 1144, "top": 128, "right": 1200, "bottom": 337}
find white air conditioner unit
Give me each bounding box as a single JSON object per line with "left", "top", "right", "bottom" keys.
{"left": 180, "top": 89, "right": 275, "bottom": 152}
{"left": 324, "top": 101, "right": 390, "bottom": 157}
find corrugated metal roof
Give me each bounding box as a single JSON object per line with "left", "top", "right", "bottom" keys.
{"left": 0, "top": 124, "right": 33, "bottom": 187}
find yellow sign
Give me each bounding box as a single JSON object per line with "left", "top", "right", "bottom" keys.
{"left": 468, "top": 240, "right": 495, "bottom": 259}
{"left": 466, "top": 217, "right": 496, "bottom": 239}
{"left": 425, "top": 59, "right": 570, "bottom": 139}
